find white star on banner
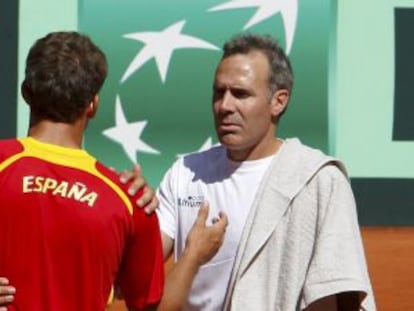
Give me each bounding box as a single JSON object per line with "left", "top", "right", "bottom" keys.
{"left": 208, "top": 0, "right": 298, "bottom": 53}
{"left": 102, "top": 96, "right": 160, "bottom": 163}
{"left": 177, "top": 137, "right": 214, "bottom": 158}
{"left": 121, "top": 20, "right": 220, "bottom": 84}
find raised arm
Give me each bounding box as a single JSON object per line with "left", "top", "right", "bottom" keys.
{"left": 156, "top": 202, "right": 227, "bottom": 311}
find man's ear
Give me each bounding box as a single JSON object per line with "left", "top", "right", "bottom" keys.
{"left": 21, "top": 82, "right": 32, "bottom": 105}
{"left": 86, "top": 94, "right": 99, "bottom": 118}
{"left": 270, "top": 89, "right": 289, "bottom": 118}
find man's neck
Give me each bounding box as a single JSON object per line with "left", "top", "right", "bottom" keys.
{"left": 28, "top": 119, "right": 85, "bottom": 149}
{"left": 227, "top": 137, "right": 283, "bottom": 162}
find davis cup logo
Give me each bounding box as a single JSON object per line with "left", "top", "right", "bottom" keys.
{"left": 81, "top": 0, "right": 329, "bottom": 186}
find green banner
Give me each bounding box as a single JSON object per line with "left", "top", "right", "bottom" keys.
{"left": 16, "top": 0, "right": 414, "bottom": 224}
{"left": 80, "top": 0, "right": 334, "bottom": 187}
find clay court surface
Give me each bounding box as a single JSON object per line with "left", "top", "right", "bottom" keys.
{"left": 107, "top": 227, "right": 414, "bottom": 311}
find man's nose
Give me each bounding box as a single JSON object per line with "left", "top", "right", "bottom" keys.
{"left": 218, "top": 90, "right": 235, "bottom": 112}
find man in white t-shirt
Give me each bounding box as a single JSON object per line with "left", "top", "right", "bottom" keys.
{"left": 156, "top": 33, "right": 376, "bottom": 311}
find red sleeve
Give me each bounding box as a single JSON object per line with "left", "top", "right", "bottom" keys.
{"left": 0, "top": 139, "right": 24, "bottom": 163}
{"left": 117, "top": 209, "right": 165, "bottom": 310}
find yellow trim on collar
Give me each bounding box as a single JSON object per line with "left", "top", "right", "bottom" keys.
{"left": 0, "top": 137, "right": 133, "bottom": 214}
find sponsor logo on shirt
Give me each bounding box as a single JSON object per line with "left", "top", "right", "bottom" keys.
{"left": 177, "top": 195, "right": 204, "bottom": 208}
{"left": 22, "top": 175, "right": 98, "bottom": 207}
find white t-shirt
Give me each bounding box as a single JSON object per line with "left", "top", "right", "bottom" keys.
{"left": 157, "top": 145, "right": 277, "bottom": 311}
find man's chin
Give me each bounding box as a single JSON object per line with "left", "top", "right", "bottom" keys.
{"left": 218, "top": 134, "right": 237, "bottom": 147}
{"left": 218, "top": 135, "right": 244, "bottom": 151}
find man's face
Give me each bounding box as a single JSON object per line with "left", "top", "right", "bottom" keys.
{"left": 212, "top": 51, "right": 279, "bottom": 161}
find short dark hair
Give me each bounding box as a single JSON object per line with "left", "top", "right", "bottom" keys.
{"left": 222, "top": 33, "right": 293, "bottom": 95}
{"left": 22, "top": 31, "right": 108, "bottom": 123}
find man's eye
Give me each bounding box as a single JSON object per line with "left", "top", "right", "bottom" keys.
{"left": 232, "top": 90, "right": 249, "bottom": 99}
{"left": 213, "top": 89, "right": 225, "bottom": 98}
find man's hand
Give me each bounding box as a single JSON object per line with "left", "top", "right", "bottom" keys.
{"left": 184, "top": 201, "right": 228, "bottom": 265}
{"left": 156, "top": 202, "right": 228, "bottom": 311}
{"left": 119, "top": 164, "right": 158, "bottom": 214}
{"left": 0, "top": 277, "right": 15, "bottom": 309}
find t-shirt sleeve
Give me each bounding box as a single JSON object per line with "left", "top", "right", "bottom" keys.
{"left": 156, "top": 162, "right": 179, "bottom": 239}
{"left": 301, "top": 166, "right": 376, "bottom": 310}
{"left": 117, "top": 209, "right": 165, "bottom": 310}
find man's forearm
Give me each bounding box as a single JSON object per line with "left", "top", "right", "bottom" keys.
{"left": 156, "top": 250, "right": 200, "bottom": 311}
{"left": 125, "top": 254, "right": 199, "bottom": 311}
{"left": 155, "top": 202, "right": 227, "bottom": 311}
